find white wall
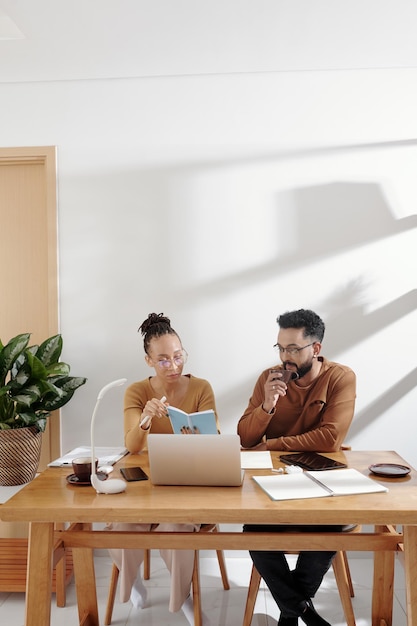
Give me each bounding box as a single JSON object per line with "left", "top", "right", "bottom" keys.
{"left": 1, "top": 67, "right": 416, "bottom": 466}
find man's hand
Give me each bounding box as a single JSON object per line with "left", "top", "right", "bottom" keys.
{"left": 262, "top": 370, "right": 288, "bottom": 413}
{"left": 249, "top": 441, "right": 268, "bottom": 451}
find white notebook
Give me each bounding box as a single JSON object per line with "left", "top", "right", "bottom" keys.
{"left": 253, "top": 468, "right": 388, "bottom": 501}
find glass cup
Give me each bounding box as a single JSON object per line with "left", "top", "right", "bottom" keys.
{"left": 72, "top": 457, "right": 98, "bottom": 482}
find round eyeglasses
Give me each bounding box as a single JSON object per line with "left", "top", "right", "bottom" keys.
{"left": 273, "top": 342, "right": 315, "bottom": 356}
{"left": 154, "top": 350, "right": 188, "bottom": 369}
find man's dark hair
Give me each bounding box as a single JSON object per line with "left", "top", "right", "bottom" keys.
{"left": 277, "top": 309, "right": 325, "bottom": 342}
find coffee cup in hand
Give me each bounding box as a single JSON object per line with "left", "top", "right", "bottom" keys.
{"left": 270, "top": 369, "right": 299, "bottom": 384}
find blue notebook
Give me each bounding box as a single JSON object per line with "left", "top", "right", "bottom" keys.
{"left": 167, "top": 406, "right": 218, "bottom": 434}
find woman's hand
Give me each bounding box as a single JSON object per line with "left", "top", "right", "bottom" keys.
{"left": 180, "top": 425, "right": 200, "bottom": 434}
{"left": 140, "top": 397, "right": 168, "bottom": 430}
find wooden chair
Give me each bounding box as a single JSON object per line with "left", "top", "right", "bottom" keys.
{"left": 242, "top": 548, "right": 357, "bottom": 626}
{"left": 104, "top": 524, "right": 229, "bottom": 626}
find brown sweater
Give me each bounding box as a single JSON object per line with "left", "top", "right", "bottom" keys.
{"left": 124, "top": 374, "right": 219, "bottom": 453}
{"left": 237, "top": 357, "right": 356, "bottom": 452}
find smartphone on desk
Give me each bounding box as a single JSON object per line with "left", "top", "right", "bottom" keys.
{"left": 120, "top": 466, "right": 148, "bottom": 481}
{"left": 280, "top": 452, "right": 347, "bottom": 471}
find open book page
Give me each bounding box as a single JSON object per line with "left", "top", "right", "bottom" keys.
{"left": 167, "top": 406, "right": 218, "bottom": 434}
{"left": 253, "top": 473, "right": 330, "bottom": 500}
{"left": 306, "top": 468, "right": 389, "bottom": 496}
{"left": 48, "top": 446, "right": 128, "bottom": 467}
{"left": 253, "top": 468, "right": 388, "bottom": 501}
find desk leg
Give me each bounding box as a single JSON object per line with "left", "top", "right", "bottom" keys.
{"left": 403, "top": 525, "right": 417, "bottom": 626}
{"left": 26, "top": 522, "right": 54, "bottom": 626}
{"left": 73, "top": 544, "right": 99, "bottom": 626}
{"left": 372, "top": 526, "right": 395, "bottom": 626}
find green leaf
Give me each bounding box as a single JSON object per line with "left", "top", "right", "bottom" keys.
{"left": 41, "top": 376, "right": 86, "bottom": 411}
{"left": 43, "top": 389, "right": 75, "bottom": 411}
{"left": 13, "top": 384, "right": 42, "bottom": 407}
{"left": 46, "top": 362, "right": 70, "bottom": 377}
{"left": 54, "top": 376, "right": 87, "bottom": 393}
{"left": 38, "top": 379, "right": 60, "bottom": 395}
{"left": 31, "top": 381, "right": 64, "bottom": 411}
{"left": 35, "top": 335, "right": 63, "bottom": 367}
{"left": 42, "top": 381, "right": 65, "bottom": 400}
{"left": 0, "top": 394, "right": 14, "bottom": 421}
{"left": 30, "top": 354, "right": 48, "bottom": 380}
{"left": 0, "top": 333, "right": 30, "bottom": 385}
{"left": 11, "top": 351, "right": 27, "bottom": 378}
{"left": 11, "top": 358, "right": 32, "bottom": 387}
{"left": 17, "top": 411, "right": 48, "bottom": 432}
{"left": 35, "top": 416, "right": 47, "bottom": 432}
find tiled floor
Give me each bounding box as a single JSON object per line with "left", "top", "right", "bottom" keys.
{"left": 0, "top": 551, "right": 407, "bottom": 625}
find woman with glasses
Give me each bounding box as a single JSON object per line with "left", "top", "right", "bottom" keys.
{"left": 109, "top": 312, "right": 219, "bottom": 626}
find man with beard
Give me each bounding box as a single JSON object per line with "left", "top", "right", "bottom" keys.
{"left": 237, "top": 309, "right": 356, "bottom": 626}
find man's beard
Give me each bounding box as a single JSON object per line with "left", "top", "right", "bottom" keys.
{"left": 284, "top": 359, "right": 314, "bottom": 380}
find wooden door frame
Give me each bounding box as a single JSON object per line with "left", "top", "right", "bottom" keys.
{"left": 0, "top": 146, "right": 60, "bottom": 461}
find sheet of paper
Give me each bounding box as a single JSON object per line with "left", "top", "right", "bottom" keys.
{"left": 307, "top": 468, "right": 389, "bottom": 495}
{"left": 48, "top": 446, "right": 128, "bottom": 467}
{"left": 253, "top": 473, "right": 330, "bottom": 500}
{"left": 240, "top": 451, "right": 273, "bottom": 469}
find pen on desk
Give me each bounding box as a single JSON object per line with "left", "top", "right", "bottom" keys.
{"left": 271, "top": 468, "right": 284, "bottom": 474}
{"left": 140, "top": 396, "right": 167, "bottom": 428}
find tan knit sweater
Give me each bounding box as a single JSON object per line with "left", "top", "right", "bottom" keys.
{"left": 124, "top": 374, "right": 219, "bottom": 453}
{"left": 237, "top": 357, "right": 356, "bottom": 452}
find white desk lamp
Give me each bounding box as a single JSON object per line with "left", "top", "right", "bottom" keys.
{"left": 90, "top": 378, "right": 128, "bottom": 494}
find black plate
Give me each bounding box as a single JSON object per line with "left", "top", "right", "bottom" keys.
{"left": 66, "top": 472, "right": 107, "bottom": 486}
{"left": 368, "top": 463, "right": 411, "bottom": 478}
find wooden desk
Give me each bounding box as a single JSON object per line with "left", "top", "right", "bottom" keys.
{"left": 1, "top": 450, "right": 415, "bottom": 626}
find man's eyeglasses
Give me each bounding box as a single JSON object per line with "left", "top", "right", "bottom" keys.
{"left": 273, "top": 342, "right": 315, "bottom": 356}
{"left": 154, "top": 350, "right": 188, "bottom": 369}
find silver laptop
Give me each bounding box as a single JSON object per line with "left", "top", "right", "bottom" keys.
{"left": 147, "top": 434, "right": 244, "bottom": 486}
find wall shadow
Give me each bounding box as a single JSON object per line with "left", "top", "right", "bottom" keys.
{"left": 176, "top": 181, "right": 417, "bottom": 301}
{"left": 348, "top": 366, "right": 417, "bottom": 439}
{"left": 323, "top": 289, "right": 417, "bottom": 358}
{"left": 59, "top": 148, "right": 417, "bottom": 446}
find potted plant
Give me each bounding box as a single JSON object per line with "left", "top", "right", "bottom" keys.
{"left": 0, "top": 332, "right": 87, "bottom": 486}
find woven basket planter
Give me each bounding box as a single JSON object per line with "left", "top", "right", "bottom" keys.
{"left": 0, "top": 426, "right": 42, "bottom": 486}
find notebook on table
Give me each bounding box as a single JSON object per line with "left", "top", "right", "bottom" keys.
{"left": 147, "top": 434, "right": 244, "bottom": 486}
